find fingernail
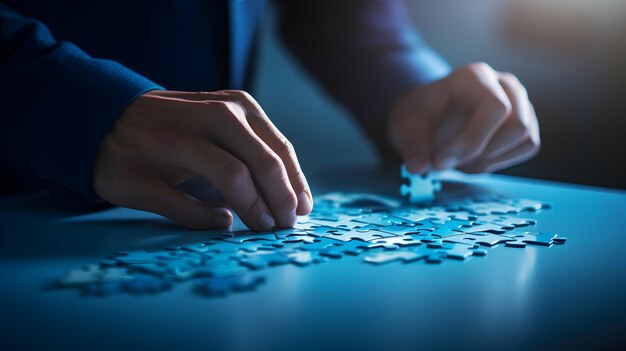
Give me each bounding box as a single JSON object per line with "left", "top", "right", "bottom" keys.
{"left": 216, "top": 215, "right": 232, "bottom": 228}
{"left": 406, "top": 159, "right": 422, "bottom": 174}
{"left": 297, "top": 192, "right": 313, "bottom": 214}
{"left": 282, "top": 209, "right": 297, "bottom": 228}
{"left": 258, "top": 213, "right": 275, "bottom": 231}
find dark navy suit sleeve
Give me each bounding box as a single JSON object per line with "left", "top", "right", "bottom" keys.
{"left": 0, "top": 2, "right": 163, "bottom": 200}
{"left": 275, "top": 0, "right": 451, "bottom": 155}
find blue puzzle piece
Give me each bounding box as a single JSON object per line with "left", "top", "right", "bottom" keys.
{"left": 399, "top": 165, "right": 441, "bottom": 203}
{"left": 194, "top": 275, "right": 265, "bottom": 297}
{"left": 323, "top": 228, "right": 393, "bottom": 242}
{"left": 443, "top": 232, "right": 515, "bottom": 247}
{"left": 368, "top": 236, "right": 423, "bottom": 250}
{"left": 121, "top": 274, "right": 173, "bottom": 295}
{"left": 222, "top": 230, "right": 278, "bottom": 244}
{"left": 352, "top": 213, "right": 406, "bottom": 227}
{"left": 475, "top": 214, "right": 536, "bottom": 228}
{"left": 363, "top": 250, "right": 425, "bottom": 264}
{"left": 502, "top": 231, "right": 563, "bottom": 246}
{"left": 322, "top": 238, "right": 372, "bottom": 256}
{"left": 239, "top": 252, "right": 292, "bottom": 270}
{"left": 286, "top": 251, "right": 328, "bottom": 266}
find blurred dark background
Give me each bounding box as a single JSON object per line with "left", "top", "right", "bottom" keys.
{"left": 255, "top": 0, "right": 626, "bottom": 189}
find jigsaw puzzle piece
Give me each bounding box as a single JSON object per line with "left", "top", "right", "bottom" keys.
{"left": 120, "top": 274, "right": 173, "bottom": 295}
{"left": 304, "top": 225, "right": 347, "bottom": 237}
{"left": 286, "top": 251, "right": 329, "bottom": 266}
{"left": 374, "top": 224, "right": 426, "bottom": 236}
{"left": 321, "top": 238, "right": 372, "bottom": 256}
{"left": 399, "top": 165, "right": 440, "bottom": 203}
{"left": 114, "top": 250, "right": 166, "bottom": 265}
{"left": 460, "top": 221, "right": 508, "bottom": 234}
{"left": 181, "top": 241, "right": 217, "bottom": 255}
{"left": 475, "top": 214, "right": 536, "bottom": 228}
{"left": 390, "top": 208, "right": 452, "bottom": 225}
{"left": 406, "top": 232, "right": 443, "bottom": 244}
{"left": 323, "top": 228, "right": 393, "bottom": 242}
{"left": 273, "top": 228, "right": 309, "bottom": 239}
{"left": 429, "top": 219, "right": 470, "bottom": 237}
{"left": 307, "top": 216, "right": 365, "bottom": 229}
{"left": 363, "top": 250, "right": 424, "bottom": 264}
{"left": 501, "top": 198, "right": 552, "bottom": 213}
{"left": 444, "top": 232, "right": 515, "bottom": 247}
{"left": 352, "top": 213, "right": 406, "bottom": 227}
{"left": 239, "top": 252, "right": 292, "bottom": 270}
{"left": 501, "top": 231, "right": 565, "bottom": 246}
{"left": 280, "top": 235, "right": 318, "bottom": 244}
{"left": 427, "top": 241, "right": 481, "bottom": 260}
{"left": 368, "top": 236, "right": 423, "bottom": 250}
{"left": 58, "top": 264, "right": 133, "bottom": 287}
{"left": 222, "top": 230, "right": 279, "bottom": 244}
{"left": 209, "top": 240, "right": 277, "bottom": 254}
{"left": 194, "top": 260, "right": 250, "bottom": 278}
{"left": 194, "top": 275, "right": 265, "bottom": 297}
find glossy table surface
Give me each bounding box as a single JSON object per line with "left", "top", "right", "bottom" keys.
{"left": 1, "top": 166, "right": 625, "bottom": 351}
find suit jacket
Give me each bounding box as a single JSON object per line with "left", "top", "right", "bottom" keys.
{"left": 0, "top": 0, "right": 450, "bottom": 200}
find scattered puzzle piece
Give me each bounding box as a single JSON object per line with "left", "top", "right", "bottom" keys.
{"left": 194, "top": 275, "right": 265, "bottom": 297}
{"left": 55, "top": 192, "right": 566, "bottom": 298}
{"left": 363, "top": 251, "right": 424, "bottom": 264}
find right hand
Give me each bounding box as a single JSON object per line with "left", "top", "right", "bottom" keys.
{"left": 93, "top": 90, "right": 313, "bottom": 231}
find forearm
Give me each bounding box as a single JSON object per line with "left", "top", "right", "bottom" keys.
{"left": 275, "top": 0, "right": 451, "bottom": 155}
{"left": 0, "top": 2, "right": 162, "bottom": 200}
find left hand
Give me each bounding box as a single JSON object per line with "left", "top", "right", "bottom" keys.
{"left": 388, "top": 62, "right": 540, "bottom": 174}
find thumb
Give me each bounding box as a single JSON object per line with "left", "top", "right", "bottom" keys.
{"left": 131, "top": 179, "right": 233, "bottom": 230}
{"left": 389, "top": 91, "right": 439, "bottom": 174}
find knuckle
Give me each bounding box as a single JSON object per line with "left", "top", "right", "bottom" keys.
{"left": 277, "top": 138, "right": 295, "bottom": 156}
{"left": 259, "top": 152, "right": 284, "bottom": 177}
{"left": 500, "top": 72, "right": 528, "bottom": 96}
{"left": 207, "top": 100, "right": 231, "bottom": 114}
{"left": 499, "top": 71, "right": 519, "bottom": 84}
{"left": 462, "top": 62, "right": 492, "bottom": 78}
{"left": 486, "top": 93, "right": 512, "bottom": 117}
{"left": 238, "top": 90, "right": 254, "bottom": 101}
{"left": 210, "top": 101, "right": 242, "bottom": 123}
{"left": 222, "top": 89, "right": 252, "bottom": 101}
{"left": 288, "top": 167, "right": 305, "bottom": 189}
{"left": 220, "top": 160, "right": 249, "bottom": 186}
{"left": 277, "top": 192, "right": 298, "bottom": 212}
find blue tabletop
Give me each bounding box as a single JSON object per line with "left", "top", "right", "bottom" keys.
{"left": 0, "top": 166, "right": 624, "bottom": 351}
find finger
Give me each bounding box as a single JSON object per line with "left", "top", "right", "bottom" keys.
{"left": 458, "top": 137, "right": 539, "bottom": 174}
{"left": 126, "top": 179, "right": 233, "bottom": 230}
{"left": 225, "top": 91, "right": 313, "bottom": 216}
{"left": 169, "top": 140, "right": 278, "bottom": 232}
{"left": 168, "top": 90, "right": 313, "bottom": 215}
{"left": 480, "top": 73, "right": 533, "bottom": 159}
{"left": 434, "top": 63, "right": 512, "bottom": 169}
{"left": 390, "top": 88, "right": 444, "bottom": 174}
{"left": 195, "top": 100, "right": 298, "bottom": 228}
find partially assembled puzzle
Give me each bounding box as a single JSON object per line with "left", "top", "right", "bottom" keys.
{"left": 55, "top": 167, "right": 566, "bottom": 297}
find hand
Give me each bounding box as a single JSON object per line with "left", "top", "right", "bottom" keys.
{"left": 93, "top": 90, "right": 313, "bottom": 230}
{"left": 388, "top": 62, "right": 540, "bottom": 174}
